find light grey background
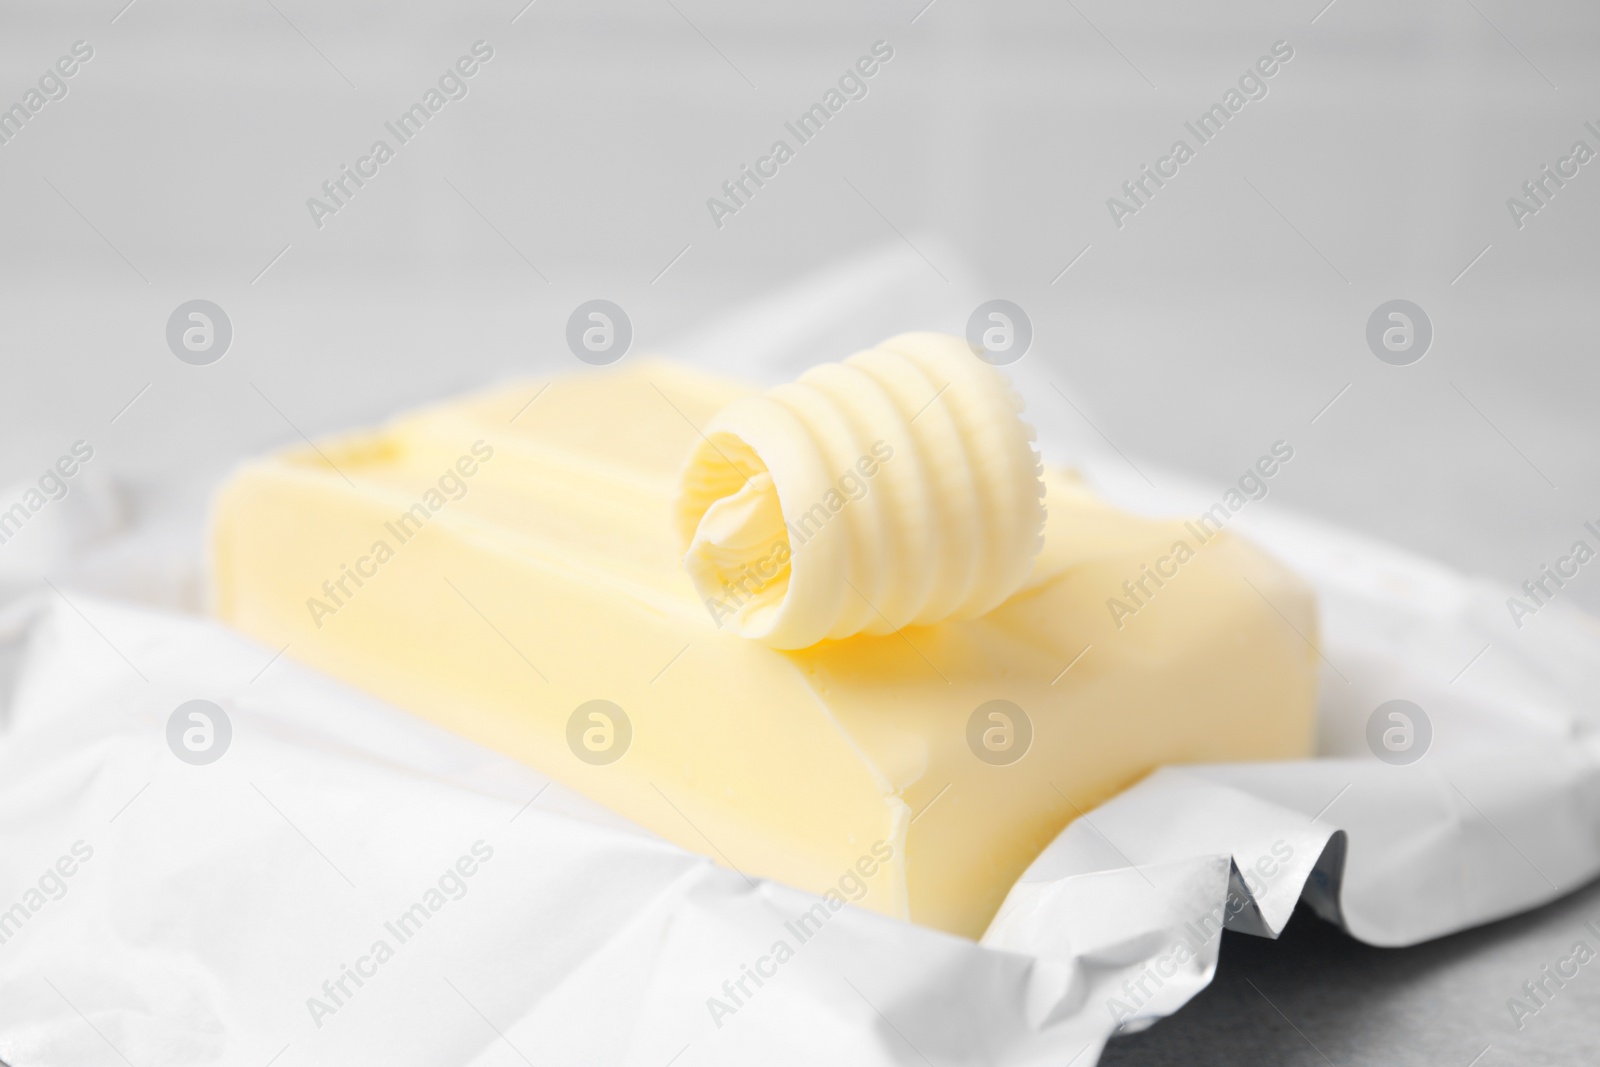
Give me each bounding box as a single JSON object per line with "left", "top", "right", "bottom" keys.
{"left": 3, "top": 0, "right": 1598, "bottom": 1061}
{"left": 4, "top": 0, "right": 1598, "bottom": 616}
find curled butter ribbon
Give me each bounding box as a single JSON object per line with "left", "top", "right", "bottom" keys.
{"left": 675, "top": 332, "right": 1046, "bottom": 649}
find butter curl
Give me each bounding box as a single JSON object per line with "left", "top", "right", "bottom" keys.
{"left": 675, "top": 332, "right": 1046, "bottom": 649}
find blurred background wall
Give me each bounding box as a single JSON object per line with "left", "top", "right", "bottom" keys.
{"left": 2, "top": 0, "right": 1597, "bottom": 610}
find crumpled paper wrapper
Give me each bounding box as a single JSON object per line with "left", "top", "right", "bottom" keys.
{"left": 3, "top": 452, "right": 1598, "bottom": 1066}
{"left": 4, "top": 247, "right": 1599, "bottom": 1065}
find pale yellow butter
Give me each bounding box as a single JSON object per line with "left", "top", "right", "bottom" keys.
{"left": 676, "top": 333, "right": 1047, "bottom": 648}
{"left": 211, "top": 359, "right": 1317, "bottom": 937}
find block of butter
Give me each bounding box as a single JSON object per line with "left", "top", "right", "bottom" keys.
{"left": 211, "top": 351, "right": 1317, "bottom": 937}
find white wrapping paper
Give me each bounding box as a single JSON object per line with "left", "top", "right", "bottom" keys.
{"left": 4, "top": 250, "right": 1600, "bottom": 1065}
